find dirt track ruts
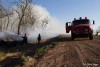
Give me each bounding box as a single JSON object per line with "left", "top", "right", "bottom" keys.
{"left": 36, "top": 35, "right": 100, "bottom": 67}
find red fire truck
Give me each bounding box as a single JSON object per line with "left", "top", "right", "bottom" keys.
{"left": 66, "top": 17, "right": 95, "bottom": 40}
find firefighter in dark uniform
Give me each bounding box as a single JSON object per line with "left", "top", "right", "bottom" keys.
{"left": 37, "top": 34, "right": 41, "bottom": 44}
{"left": 22, "top": 33, "right": 27, "bottom": 44}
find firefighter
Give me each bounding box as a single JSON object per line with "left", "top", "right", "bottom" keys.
{"left": 22, "top": 33, "right": 27, "bottom": 44}
{"left": 37, "top": 34, "right": 41, "bottom": 44}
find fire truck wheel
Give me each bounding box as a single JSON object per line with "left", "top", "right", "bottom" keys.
{"left": 71, "top": 33, "right": 75, "bottom": 40}
{"left": 89, "top": 34, "right": 93, "bottom": 40}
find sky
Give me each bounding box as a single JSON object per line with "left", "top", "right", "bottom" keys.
{"left": 1, "top": 0, "right": 100, "bottom": 29}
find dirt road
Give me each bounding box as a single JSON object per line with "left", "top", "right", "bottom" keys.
{"left": 36, "top": 35, "right": 100, "bottom": 67}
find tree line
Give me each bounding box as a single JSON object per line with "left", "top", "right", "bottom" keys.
{"left": 0, "top": 0, "right": 49, "bottom": 35}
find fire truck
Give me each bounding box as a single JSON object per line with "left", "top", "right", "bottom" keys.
{"left": 66, "top": 17, "right": 95, "bottom": 40}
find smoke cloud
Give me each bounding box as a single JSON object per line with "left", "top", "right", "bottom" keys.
{"left": 27, "top": 4, "right": 66, "bottom": 39}
{"left": 0, "top": 4, "right": 66, "bottom": 42}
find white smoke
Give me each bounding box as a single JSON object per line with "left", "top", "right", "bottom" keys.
{"left": 27, "top": 4, "right": 66, "bottom": 39}
{"left": 0, "top": 4, "right": 66, "bottom": 42}
{"left": 94, "top": 26, "right": 100, "bottom": 35}
{"left": 0, "top": 31, "right": 23, "bottom": 41}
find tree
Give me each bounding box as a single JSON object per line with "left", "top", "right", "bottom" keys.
{"left": 12, "top": 0, "right": 50, "bottom": 34}
{"left": 15, "top": 0, "right": 32, "bottom": 35}
{"left": 0, "top": 2, "right": 4, "bottom": 31}
{"left": 20, "top": 4, "right": 41, "bottom": 33}
{"left": 41, "top": 17, "right": 49, "bottom": 31}
{"left": 0, "top": 1, "right": 13, "bottom": 32}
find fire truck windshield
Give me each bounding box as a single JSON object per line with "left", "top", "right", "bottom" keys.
{"left": 72, "top": 20, "right": 90, "bottom": 26}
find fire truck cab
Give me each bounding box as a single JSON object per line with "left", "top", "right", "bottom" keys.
{"left": 66, "top": 17, "right": 95, "bottom": 40}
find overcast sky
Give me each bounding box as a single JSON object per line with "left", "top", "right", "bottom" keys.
{"left": 2, "top": 0, "right": 100, "bottom": 29}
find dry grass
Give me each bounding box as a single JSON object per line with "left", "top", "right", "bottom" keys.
{"left": 0, "top": 35, "right": 100, "bottom": 67}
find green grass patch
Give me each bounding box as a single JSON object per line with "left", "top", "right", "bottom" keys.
{"left": 34, "top": 42, "right": 57, "bottom": 59}
{"left": 21, "top": 55, "right": 29, "bottom": 63}
{"left": 35, "top": 46, "right": 48, "bottom": 59}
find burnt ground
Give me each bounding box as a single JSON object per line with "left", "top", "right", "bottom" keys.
{"left": 0, "top": 35, "right": 100, "bottom": 67}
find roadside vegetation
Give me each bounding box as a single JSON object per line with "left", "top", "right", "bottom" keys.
{"left": 0, "top": 36, "right": 58, "bottom": 67}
